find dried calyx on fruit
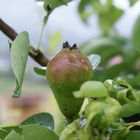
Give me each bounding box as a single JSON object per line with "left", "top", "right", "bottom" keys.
{"left": 46, "top": 42, "right": 93, "bottom": 122}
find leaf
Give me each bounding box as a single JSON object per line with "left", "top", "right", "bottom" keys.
{"left": 85, "top": 97, "right": 122, "bottom": 127}
{"left": 34, "top": 67, "right": 46, "bottom": 76}
{"left": 60, "top": 119, "right": 93, "bottom": 140}
{"left": 132, "top": 16, "right": 140, "bottom": 53}
{"left": 48, "top": 31, "right": 61, "bottom": 54}
{"left": 21, "top": 125, "right": 59, "bottom": 140}
{"left": 0, "top": 126, "right": 22, "bottom": 139}
{"left": 80, "top": 37, "right": 124, "bottom": 65}
{"left": 78, "top": 0, "right": 124, "bottom": 33}
{"left": 4, "top": 130, "right": 24, "bottom": 140}
{"left": 129, "top": 0, "right": 138, "bottom": 6}
{"left": 78, "top": 0, "right": 93, "bottom": 22}
{"left": 93, "top": 62, "right": 132, "bottom": 81}
{"left": 0, "top": 125, "right": 59, "bottom": 140}
{"left": 111, "top": 125, "right": 129, "bottom": 140}
{"left": 21, "top": 112, "right": 54, "bottom": 129}
{"left": 74, "top": 81, "right": 108, "bottom": 98}
{"left": 98, "top": 4, "right": 123, "bottom": 34}
{"left": 121, "top": 103, "right": 140, "bottom": 118}
{"left": 11, "top": 31, "right": 29, "bottom": 98}
{"left": 44, "top": 0, "right": 72, "bottom": 10}
{"left": 126, "top": 74, "right": 140, "bottom": 88}
{"left": 127, "top": 131, "right": 140, "bottom": 140}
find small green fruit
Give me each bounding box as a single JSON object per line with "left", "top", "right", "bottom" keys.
{"left": 46, "top": 42, "right": 93, "bottom": 121}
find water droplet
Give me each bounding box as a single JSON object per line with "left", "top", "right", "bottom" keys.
{"left": 80, "top": 119, "right": 87, "bottom": 128}
{"left": 12, "top": 85, "right": 21, "bottom": 98}
{"left": 88, "top": 54, "right": 101, "bottom": 69}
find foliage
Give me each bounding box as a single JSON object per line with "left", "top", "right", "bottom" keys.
{"left": 78, "top": 0, "right": 140, "bottom": 89}
{"left": 1, "top": 0, "right": 140, "bottom": 139}
{"left": 21, "top": 112, "right": 54, "bottom": 129}
{"left": 11, "top": 32, "right": 29, "bottom": 98}
{"left": 36, "top": 0, "right": 73, "bottom": 11}
{"left": 0, "top": 113, "right": 58, "bottom": 140}
{"left": 0, "top": 125, "right": 58, "bottom": 140}
{"left": 78, "top": 0, "right": 123, "bottom": 35}
{"left": 60, "top": 78, "right": 140, "bottom": 139}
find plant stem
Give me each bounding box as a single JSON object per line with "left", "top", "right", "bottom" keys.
{"left": 124, "top": 121, "right": 140, "bottom": 130}
{"left": 37, "top": 12, "right": 51, "bottom": 50}
{"left": 37, "top": 21, "right": 45, "bottom": 50}
{"left": 124, "top": 121, "right": 140, "bottom": 126}
{"left": 0, "top": 18, "right": 49, "bottom": 66}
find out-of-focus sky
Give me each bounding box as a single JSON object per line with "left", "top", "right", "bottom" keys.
{"left": 0, "top": 0, "right": 140, "bottom": 70}
{"left": 0, "top": 0, "right": 98, "bottom": 47}
{"left": 1, "top": 0, "right": 140, "bottom": 44}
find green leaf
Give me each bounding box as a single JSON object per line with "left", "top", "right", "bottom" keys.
{"left": 34, "top": 67, "right": 46, "bottom": 76}
{"left": 93, "top": 62, "right": 132, "bottom": 81}
{"left": 21, "top": 125, "right": 59, "bottom": 140}
{"left": 78, "top": 0, "right": 93, "bottom": 22}
{"left": 126, "top": 74, "right": 140, "bottom": 88}
{"left": 104, "top": 78, "right": 140, "bottom": 117}
{"left": 44, "top": 0, "right": 72, "bottom": 10}
{"left": 132, "top": 16, "right": 140, "bottom": 53}
{"left": 74, "top": 81, "right": 108, "bottom": 98}
{"left": 110, "top": 78, "right": 133, "bottom": 102}
{"left": 21, "top": 112, "right": 54, "bottom": 129}
{"left": 80, "top": 37, "right": 124, "bottom": 65}
{"left": 98, "top": 5, "right": 123, "bottom": 34}
{"left": 11, "top": 31, "right": 29, "bottom": 98}
{"left": 4, "top": 130, "right": 24, "bottom": 140}
{"left": 78, "top": 0, "right": 124, "bottom": 33}
{"left": 121, "top": 103, "right": 140, "bottom": 118}
{"left": 60, "top": 119, "right": 93, "bottom": 140}
{"left": 0, "top": 125, "right": 59, "bottom": 140}
{"left": 48, "top": 31, "right": 61, "bottom": 54}
{"left": 129, "top": 0, "right": 138, "bottom": 6}
{"left": 111, "top": 125, "right": 129, "bottom": 140}
{"left": 0, "top": 126, "right": 22, "bottom": 139}
{"left": 127, "top": 131, "right": 140, "bottom": 140}
{"left": 85, "top": 97, "right": 122, "bottom": 127}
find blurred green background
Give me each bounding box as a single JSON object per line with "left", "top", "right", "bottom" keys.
{"left": 0, "top": 0, "right": 140, "bottom": 135}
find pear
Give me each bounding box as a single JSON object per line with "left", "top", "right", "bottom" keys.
{"left": 46, "top": 42, "right": 93, "bottom": 121}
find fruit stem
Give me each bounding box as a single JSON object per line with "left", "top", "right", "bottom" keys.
{"left": 36, "top": 22, "right": 45, "bottom": 50}
{"left": 36, "top": 10, "right": 52, "bottom": 50}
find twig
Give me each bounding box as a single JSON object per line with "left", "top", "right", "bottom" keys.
{"left": 0, "top": 18, "right": 49, "bottom": 66}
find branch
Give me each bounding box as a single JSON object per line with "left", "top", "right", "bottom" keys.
{"left": 0, "top": 18, "right": 49, "bottom": 66}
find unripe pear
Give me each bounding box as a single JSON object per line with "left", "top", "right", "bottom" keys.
{"left": 46, "top": 42, "right": 93, "bottom": 121}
